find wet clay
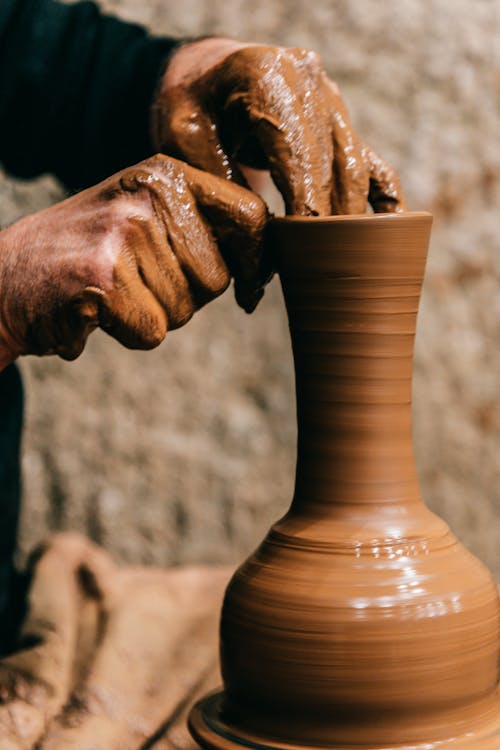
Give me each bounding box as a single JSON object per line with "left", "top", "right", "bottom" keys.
{"left": 189, "top": 213, "right": 500, "bottom": 750}
{"left": 0, "top": 153, "right": 269, "bottom": 367}
{"left": 152, "top": 43, "right": 407, "bottom": 217}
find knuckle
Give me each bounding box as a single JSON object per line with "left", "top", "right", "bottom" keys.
{"left": 227, "top": 44, "right": 278, "bottom": 76}
{"left": 291, "top": 46, "right": 322, "bottom": 66}
{"left": 107, "top": 157, "right": 181, "bottom": 206}
{"left": 142, "top": 153, "right": 179, "bottom": 183}
{"left": 286, "top": 47, "right": 324, "bottom": 79}
{"left": 305, "top": 48, "right": 322, "bottom": 68}
{"left": 118, "top": 168, "right": 158, "bottom": 198}
{"left": 144, "top": 152, "right": 173, "bottom": 171}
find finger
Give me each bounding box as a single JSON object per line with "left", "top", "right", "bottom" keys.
{"left": 364, "top": 145, "right": 407, "bottom": 213}
{"left": 128, "top": 162, "right": 231, "bottom": 311}
{"left": 325, "top": 79, "right": 369, "bottom": 215}
{"left": 143, "top": 155, "right": 269, "bottom": 312}
{"left": 178, "top": 157, "right": 272, "bottom": 312}
{"left": 84, "top": 256, "right": 168, "bottom": 351}
{"left": 125, "top": 216, "right": 197, "bottom": 330}
{"left": 216, "top": 46, "right": 333, "bottom": 216}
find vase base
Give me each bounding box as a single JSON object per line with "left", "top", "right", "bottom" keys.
{"left": 189, "top": 691, "right": 500, "bottom": 750}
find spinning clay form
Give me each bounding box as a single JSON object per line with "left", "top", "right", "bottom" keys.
{"left": 190, "top": 213, "right": 500, "bottom": 750}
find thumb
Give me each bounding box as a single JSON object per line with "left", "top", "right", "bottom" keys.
{"left": 176, "top": 158, "right": 272, "bottom": 312}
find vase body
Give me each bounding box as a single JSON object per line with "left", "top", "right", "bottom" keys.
{"left": 190, "top": 213, "right": 499, "bottom": 750}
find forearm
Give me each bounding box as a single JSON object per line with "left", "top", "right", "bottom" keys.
{"left": 0, "top": 227, "right": 20, "bottom": 371}
{"left": 0, "top": 0, "right": 181, "bottom": 190}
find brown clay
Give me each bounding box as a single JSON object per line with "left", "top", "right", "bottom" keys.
{"left": 0, "top": 153, "right": 270, "bottom": 370}
{"left": 152, "top": 41, "right": 407, "bottom": 217}
{"left": 189, "top": 212, "right": 500, "bottom": 750}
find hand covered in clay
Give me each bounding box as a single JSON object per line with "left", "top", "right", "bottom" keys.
{"left": 152, "top": 39, "right": 406, "bottom": 216}
{"left": 0, "top": 154, "right": 269, "bottom": 369}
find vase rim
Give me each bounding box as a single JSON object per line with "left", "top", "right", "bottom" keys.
{"left": 271, "top": 211, "right": 432, "bottom": 225}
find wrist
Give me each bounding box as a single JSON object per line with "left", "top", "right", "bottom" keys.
{"left": 0, "top": 228, "right": 20, "bottom": 370}
{"left": 161, "top": 37, "right": 247, "bottom": 88}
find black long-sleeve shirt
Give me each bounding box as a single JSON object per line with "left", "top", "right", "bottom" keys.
{"left": 0, "top": 0, "right": 180, "bottom": 190}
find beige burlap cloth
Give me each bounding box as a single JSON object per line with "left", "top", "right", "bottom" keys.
{"left": 0, "top": 533, "right": 229, "bottom": 749}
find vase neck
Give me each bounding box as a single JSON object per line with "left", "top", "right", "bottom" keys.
{"left": 283, "top": 275, "right": 422, "bottom": 508}
{"left": 273, "top": 214, "right": 433, "bottom": 512}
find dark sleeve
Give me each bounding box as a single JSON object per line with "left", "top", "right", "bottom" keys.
{"left": 0, "top": 0, "right": 181, "bottom": 190}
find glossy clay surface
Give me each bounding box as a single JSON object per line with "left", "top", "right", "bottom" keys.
{"left": 190, "top": 214, "right": 500, "bottom": 750}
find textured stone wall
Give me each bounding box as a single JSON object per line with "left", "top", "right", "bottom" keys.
{"left": 1, "top": 0, "right": 498, "bottom": 577}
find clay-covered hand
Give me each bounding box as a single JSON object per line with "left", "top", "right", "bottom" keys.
{"left": 0, "top": 154, "right": 269, "bottom": 369}
{"left": 152, "top": 39, "right": 407, "bottom": 216}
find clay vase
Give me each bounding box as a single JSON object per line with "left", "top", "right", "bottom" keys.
{"left": 189, "top": 213, "right": 500, "bottom": 750}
